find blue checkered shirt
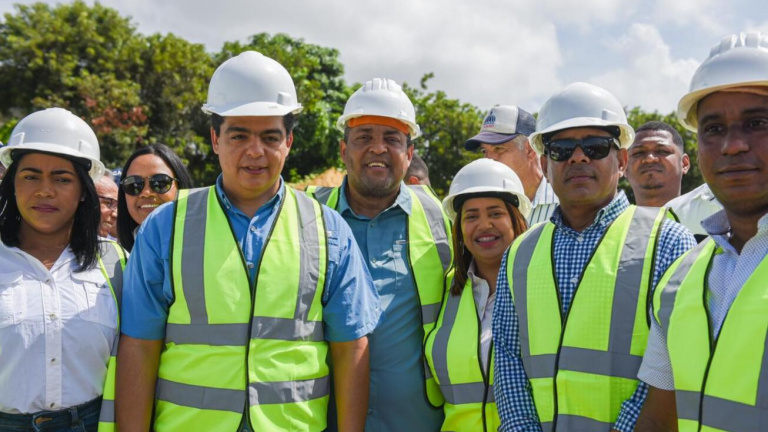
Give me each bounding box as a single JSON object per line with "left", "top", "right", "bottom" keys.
{"left": 492, "top": 192, "right": 696, "bottom": 432}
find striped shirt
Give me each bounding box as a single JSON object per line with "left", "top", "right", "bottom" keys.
{"left": 493, "top": 192, "right": 696, "bottom": 431}
{"left": 527, "top": 177, "right": 558, "bottom": 226}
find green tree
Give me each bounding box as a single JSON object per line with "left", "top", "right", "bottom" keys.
{"left": 216, "top": 33, "right": 350, "bottom": 183}
{"left": 622, "top": 107, "right": 704, "bottom": 203}
{"left": 403, "top": 73, "right": 482, "bottom": 197}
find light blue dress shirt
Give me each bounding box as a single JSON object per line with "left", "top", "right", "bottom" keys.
{"left": 331, "top": 179, "right": 444, "bottom": 432}
{"left": 121, "top": 176, "right": 380, "bottom": 343}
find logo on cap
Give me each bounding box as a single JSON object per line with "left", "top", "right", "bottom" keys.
{"left": 483, "top": 111, "right": 497, "bottom": 129}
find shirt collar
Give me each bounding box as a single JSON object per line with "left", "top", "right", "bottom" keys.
{"left": 337, "top": 176, "right": 412, "bottom": 218}
{"left": 214, "top": 174, "right": 285, "bottom": 217}
{"left": 551, "top": 190, "right": 629, "bottom": 233}
{"left": 701, "top": 209, "right": 768, "bottom": 254}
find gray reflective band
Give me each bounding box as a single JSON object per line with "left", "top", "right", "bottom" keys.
{"left": 410, "top": 186, "right": 451, "bottom": 273}
{"left": 541, "top": 423, "right": 553, "bottom": 432}
{"left": 658, "top": 240, "right": 712, "bottom": 335}
{"left": 156, "top": 378, "right": 245, "bottom": 413}
{"left": 608, "top": 206, "right": 657, "bottom": 355}
{"left": 251, "top": 316, "right": 323, "bottom": 342}
{"left": 166, "top": 317, "right": 323, "bottom": 345}
{"left": 421, "top": 303, "right": 441, "bottom": 325}
{"left": 677, "top": 390, "right": 767, "bottom": 431}
{"left": 511, "top": 224, "right": 548, "bottom": 359}
{"left": 248, "top": 376, "right": 330, "bottom": 405}
{"left": 522, "top": 354, "right": 556, "bottom": 379}
{"left": 180, "top": 187, "right": 211, "bottom": 324}
{"left": 431, "top": 292, "right": 461, "bottom": 386}
{"left": 309, "top": 186, "right": 335, "bottom": 208}
{"left": 558, "top": 347, "right": 643, "bottom": 380}
{"left": 675, "top": 390, "right": 700, "bottom": 421}
{"left": 440, "top": 382, "right": 495, "bottom": 405}
{"left": 556, "top": 414, "right": 614, "bottom": 430}
{"left": 98, "top": 399, "right": 114, "bottom": 423}
{"left": 292, "top": 191, "right": 323, "bottom": 327}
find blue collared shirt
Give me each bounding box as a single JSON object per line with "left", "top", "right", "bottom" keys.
{"left": 334, "top": 178, "right": 443, "bottom": 432}
{"left": 493, "top": 192, "right": 696, "bottom": 432}
{"left": 122, "top": 175, "right": 380, "bottom": 343}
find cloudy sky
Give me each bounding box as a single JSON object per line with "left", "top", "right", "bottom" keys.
{"left": 2, "top": 0, "right": 766, "bottom": 115}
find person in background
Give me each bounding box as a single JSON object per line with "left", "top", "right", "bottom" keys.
{"left": 115, "top": 144, "right": 192, "bottom": 251}
{"left": 636, "top": 31, "right": 768, "bottom": 431}
{"left": 405, "top": 153, "right": 431, "bottom": 186}
{"left": 665, "top": 183, "right": 723, "bottom": 242}
{"left": 493, "top": 82, "right": 696, "bottom": 432}
{"left": 425, "top": 158, "right": 530, "bottom": 432}
{"left": 95, "top": 172, "right": 119, "bottom": 240}
{"left": 0, "top": 108, "right": 126, "bottom": 432}
{"left": 306, "top": 78, "right": 452, "bottom": 432}
{"left": 625, "top": 121, "right": 690, "bottom": 207}
{"left": 465, "top": 105, "right": 558, "bottom": 225}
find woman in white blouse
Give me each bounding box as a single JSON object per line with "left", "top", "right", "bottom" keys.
{"left": 0, "top": 108, "right": 125, "bottom": 432}
{"left": 424, "top": 159, "right": 531, "bottom": 432}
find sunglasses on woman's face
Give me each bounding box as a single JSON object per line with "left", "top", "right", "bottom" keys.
{"left": 544, "top": 136, "right": 619, "bottom": 162}
{"left": 120, "top": 174, "right": 178, "bottom": 196}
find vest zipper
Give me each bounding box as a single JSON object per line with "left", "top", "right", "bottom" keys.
{"left": 696, "top": 252, "right": 719, "bottom": 432}
{"left": 218, "top": 191, "right": 285, "bottom": 432}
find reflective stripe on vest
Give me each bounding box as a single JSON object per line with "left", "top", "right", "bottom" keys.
{"left": 156, "top": 186, "right": 329, "bottom": 432}
{"left": 425, "top": 275, "right": 499, "bottom": 432}
{"left": 655, "top": 238, "right": 768, "bottom": 431}
{"left": 306, "top": 184, "right": 452, "bottom": 407}
{"left": 508, "top": 206, "right": 666, "bottom": 430}
{"left": 95, "top": 241, "right": 127, "bottom": 432}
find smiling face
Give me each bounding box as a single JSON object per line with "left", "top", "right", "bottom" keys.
{"left": 95, "top": 176, "right": 118, "bottom": 237}
{"left": 124, "top": 154, "right": 178, "bottom": 225}
{"left": 542, "top": 127, "right": 627, "bottom": 211}
{"left": 696, "top": 91, "right": 768, "bottom": 218}
{"left": 14, "top": 152, "right": 82, "bottom": 240}
{"left": 460, "top": 196, "right": 517, "bottom": 268}
{"left": 341, "top": 124, "right": 413, "bottom": 199}
{"left": 626, "top": 129, "right": 689, "bottom": 206}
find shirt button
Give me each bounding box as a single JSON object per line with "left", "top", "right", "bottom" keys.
{"left": 250, "top": 226, "right": 257, "bottom": 233}
{"left": 50, "top": 358, "right": 56, "bottom": 364}
{"left": 50, "top": 403, "right": 55, "bottom": 408}
{"left": 247, "top": 262, "right": 255, "bottom": 269}
{"left": 369, "top": 222, "right": 375, "bottom": 228}
{"left": 577, "top": 236, "right": 584, "bottom": 243}
{"left": 570, "top": 277, "right": 579, "bottom": 285}
{"left": 49, "top": 313, "right": 57, "bottom": 320}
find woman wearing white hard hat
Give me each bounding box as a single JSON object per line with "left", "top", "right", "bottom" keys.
{"left": 424, "top": 158, "right": 530, "bottom": 432}
{"left": 0, "top": 108, "right": 125, "bottom": 432}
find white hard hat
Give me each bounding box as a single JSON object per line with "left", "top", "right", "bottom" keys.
{"left": 678, "top": 31, "right": 768, "bottom": 132}
{"left": 529, "top": 82, "right": 635, "bottom": 155}
{"left": 0, "top": 108, "right": 105, "bottom": 180}
{"left": 337, "top": 78, "right": 421, "bottom": 138}
{"left": 202, "top": 51, "right": 302, "bottom": 117}
{"left": 442, "top": 158, "right": 531, "bottom": 221}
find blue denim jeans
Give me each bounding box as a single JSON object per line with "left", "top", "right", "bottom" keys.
{"left": 0, "top": 397, "right": 100, "bottom": 432}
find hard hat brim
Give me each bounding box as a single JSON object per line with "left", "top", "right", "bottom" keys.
{"left": 0, "top": 142, "right": 105, "bottom": 180}
{"left": 529, "top": 118, "right": 635, "bottom": 155}
{"left": 202, "top": 101, "right": 303, "bottom": 118}
{"left": 442, "top": 185, "right": 532, "bottom": 222}
{"left": 677, "top": 80, "right": 768, "bottom": 132}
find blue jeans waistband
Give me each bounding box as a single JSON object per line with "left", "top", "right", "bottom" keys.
{"left": 0, "top": 396, "right": 101, "bottom": 432}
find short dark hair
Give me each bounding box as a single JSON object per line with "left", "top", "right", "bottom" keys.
{"left": 210, "top": 113, "right": 297, "bottom": 136}
{"left": 406, "top": 153, "right": 430, "bottom": 184}
{"left": 116, "top": 144, "right": 194, "bottom": 252}
{"left": 343, "top": 126, "right": 413, "bottom": 147}
{"left": 635, "top": 121, "right": 684, "bottom": 150}
{"left": 0, "top": 153, "right": 100, "bottom": 271}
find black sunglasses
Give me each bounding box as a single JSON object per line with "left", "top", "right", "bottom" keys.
{"left": 120, "top": 174, "right": 178, "bottom": 196}
{"left": 544, "top": 136, "right": 619, "bottom": 162}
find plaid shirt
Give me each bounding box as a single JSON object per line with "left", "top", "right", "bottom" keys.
{"left": 492, "top": 192, "right": 696, "bottom": 432}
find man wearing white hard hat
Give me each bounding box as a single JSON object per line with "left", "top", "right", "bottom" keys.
{"left": 493, "top": 82, "right": 696, "bottom": 431}
{"left": 465, "top": 105, "right": 558, "bottom": 225}
{"left": 637, "top": 31, "right": 768, "bottom": 432}
{"left": 116, "top": 51, "right": 380, "bottom": 432}
{"left": 306, "top": 78, "right": 452, "bottom": 431}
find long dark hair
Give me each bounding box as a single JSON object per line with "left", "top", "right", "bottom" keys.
{"left": 0, "top": 152, "right": 100, "bottom": 271}
{"left": 116, "top": 144, "right": 193, "bottom": 251}
{"left": 450, "top": 200, "right": 528, "bottom": 296}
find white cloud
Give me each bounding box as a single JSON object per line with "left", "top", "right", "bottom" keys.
{"left": 652, "top": 0, "right": 728, "bottom": 34}
{"left": 590, "top": 23, "right": 700, "bottom": 113}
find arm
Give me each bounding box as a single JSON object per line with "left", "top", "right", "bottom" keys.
{"left": 115, "top": 336, "right": 163, "bottom": 432}
{"left": 635, "top": 386, "right": 678, "bottom": 432}
{"left": 330, "top": 337, "right": 370, "bottom": 432}
{"left": 493, "top": 252, "right": 542, "bottom": 432}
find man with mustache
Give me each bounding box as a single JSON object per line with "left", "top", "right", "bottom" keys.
{"left": 493, "top": 82, "right": 695, "bottom": 431}
{"left": 306, "top": 78, "right": 452, "bottom": 432}
{"left": 95, "top": 172, "right": 119, "bottom": 239}
{"left": 636, "top": 31, "right": 768, "bottom": 431}
{"left": 625, "top": 121, "right": 690, "bottom": 207}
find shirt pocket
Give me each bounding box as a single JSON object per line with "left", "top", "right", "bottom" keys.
{"left": 0, "top": 272, "right": 24, "bottom": 329}
{"left": 71, "top": 269, "right": 118, "bottom": 330}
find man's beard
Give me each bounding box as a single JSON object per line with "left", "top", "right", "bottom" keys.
{"left": 355, "top": 173, "right": 400, "bottom": 198}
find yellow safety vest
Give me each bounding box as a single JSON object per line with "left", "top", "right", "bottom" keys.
{"left": 654, "top": 238, "right": 768, "bottom": 431}
{"left": 94, "top": 240, "right": 127, "bottom": 432}
{"left": 507, "top": 206, "right": 667, "bottom": 431}
{"left": 305, "top": 184, "right": 452, "bottom": 407}
{"left": 154, "top": 186, "right": 329, "bottom": 432}
{"left": 424, "top": 272, "right": 500, "bottom": 432}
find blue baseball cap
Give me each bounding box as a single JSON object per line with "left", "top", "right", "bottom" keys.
{"left": 464, "top": 105, "right": 536, "bottom": 151}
